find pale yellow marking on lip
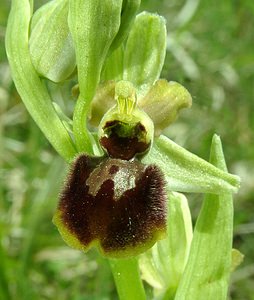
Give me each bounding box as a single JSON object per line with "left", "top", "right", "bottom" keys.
{"left": 86, "top": 158, "right": 144, "bottom": 200}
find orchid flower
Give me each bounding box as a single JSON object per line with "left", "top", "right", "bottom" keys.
{"left": 6, "top": 0, "right": 241, "bottom": 299}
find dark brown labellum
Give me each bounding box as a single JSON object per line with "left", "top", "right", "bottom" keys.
{"left": 54, "top": 154, "right": 167, "bottom": 258}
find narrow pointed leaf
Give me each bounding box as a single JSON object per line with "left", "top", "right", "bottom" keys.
{"left": 123, "top": 12, "right": 166, "bottom": 87}
{"left": 175, "top": 134, "right": 234, "bottom": 300}
{"left": 6, "top": 0, "right": 76, "bottom": 162}
{"left": 142, "top": 135, "right": 240, "bottom": 194}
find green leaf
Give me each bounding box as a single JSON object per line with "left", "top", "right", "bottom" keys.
{"left": 5, "top": 0, "right": 76, "bottom": 162}
{"left": 29, "top": 0, "right": 76, "bottom": 82}
{"left": 123, "top": 12, "right": 167, "bottom": 88}
{"left": 175, "top": 134, "right": 234, "bottom": 300}
{"left": 69, "top": 0, "right": 122, "bottom": 153}
{"left": 142, "top": 135, "right": 240, "bottom": 194}
{"left": 139, "top": 192, "right": 192, "bottom": 299}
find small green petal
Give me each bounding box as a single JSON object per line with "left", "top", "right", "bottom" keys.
{"left": 139, "top": 192, "right": 192, "bottom": 298}
{"left": 143, "top": 135, "right": 240, "bottom": 194}
{"left": 29, "top": 0, "right": 76, "bottom": 82}
{"left": 123, "top": 12, "right": 167, "bottom": 88}
{"left": 139, "top": 80, "right": 192, "bottom": 136}
{"left": 175, "top": 134, "right": 234, "bottom": 300}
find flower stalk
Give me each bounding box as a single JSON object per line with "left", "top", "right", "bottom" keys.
{"left": 109, "top": 257, "right": 146, "bottom": 300}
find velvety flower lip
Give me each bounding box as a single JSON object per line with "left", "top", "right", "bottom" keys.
{"left": 53, "top": 154, "right": 167, "bottom": 258}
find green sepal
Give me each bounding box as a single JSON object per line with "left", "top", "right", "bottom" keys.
{"left": 142, "top": 135, "right": 240, "bottom": 194}
{"left": 139, "top": 80, "right": 192, "bottom": 136}
{"left": 175, "top": 134, "right": 234, "bottom": 300}
{"left": 139, "top": 192, "right": 192, "bottom": 299}
{"left": 6, "top": 0, "right": 77, "bottom": 162}
{"left": 123, "top": 12, "right": 167, "bottom": 88}
{"left": 69, "top": 0, "right": 122, "bottom": 153}
{"left": 29, "top": 0, "right": 76, "bottom": 83}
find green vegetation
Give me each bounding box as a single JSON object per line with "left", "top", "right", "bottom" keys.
{"left": 1, "top": 0, "right": 253, "bottom": 299}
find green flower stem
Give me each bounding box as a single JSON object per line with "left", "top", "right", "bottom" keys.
{"left": 175, "top": 134, "right": 233, "bottom": 300}
{"left": 69, "top": 0, "right": 122, "bottom": 153}
{"left": 73, "top": 95, "right": 95, "bottom": 155}
{"left": 5, "top": 0, "right": 76, "bottom": 162}
{"left": 109, "top": 258, "right": 146, "bottom": 300}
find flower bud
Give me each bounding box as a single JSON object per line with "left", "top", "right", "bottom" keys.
{"left": 29, "top": 0, "right": 76, "bottom": 82}
{"left": 98, "top": 81, "right": 154, "bottom": 160}
{"left": 123, "top": 12, "right": 167, "bottom": 88}
{"left": 69, "top": 0, "right": 122, "bottom": 101}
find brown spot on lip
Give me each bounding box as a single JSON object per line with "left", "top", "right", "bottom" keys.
{"left": 109, "top": 165, "right": 119, "bottom": 175}
{"left": 56, "top": 154, "right": 167, "bottom": 257}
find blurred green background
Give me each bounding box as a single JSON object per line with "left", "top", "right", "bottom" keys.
{"left": 0, "top": 0, "right": 253, "bottom": 299}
